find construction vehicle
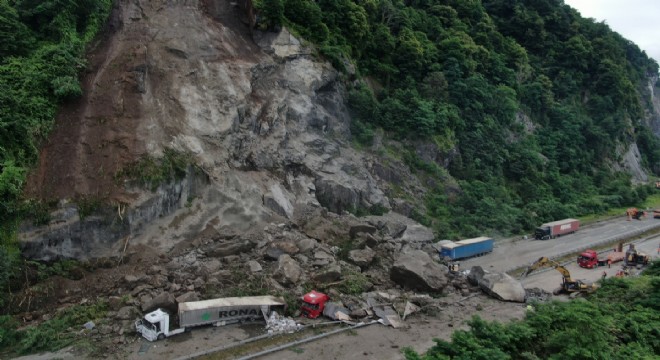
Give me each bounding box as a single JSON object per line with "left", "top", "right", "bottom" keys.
{"left": 135, "top": 295, "right": 286, "bottom": 341}
{"left": 577, "top": 249, "right": 624, "bottom": 269}
{"left": 534, "top": 219, "right": 579, "bottom": 240}
{"left": 626, "top": 208, "right": 645, "bottom": 221}
{"left": 523, "top": 257, "right": 597, "bottom": 296}
{"left": 624, "top": 244, "right": 650, "bottom": 268}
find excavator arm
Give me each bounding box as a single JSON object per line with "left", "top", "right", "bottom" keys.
{"left": 523, "top": 257, "right": 574, "bottom": 283}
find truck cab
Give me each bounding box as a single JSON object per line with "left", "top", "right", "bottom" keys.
{"left": 135, "top": 308, "right": 184, "bottom": 341}
{"left": 300, "top": 290, "right": 329, "bottom": 319}
{"left": 534, "top": 226, "right": 551, "bottom": 240}
{"left": 577, "top": 250, "right": 599, "bottom": 268}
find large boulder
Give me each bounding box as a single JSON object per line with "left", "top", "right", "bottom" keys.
{"left": 468, "top": 266, "right": 485, "bottom": 285}
{"left": 141, "top": 292, "right": 176, "bottom": 313}
{"left": 478, "top": 272, "right": 526, "bottom": 303}
{"left": 207, "top": 240, "right": 253, "bottom": 257}
{"left": 315, "top": 179, "right": 359, "bottom": 214}
{"left": 348, "top": 247, "right": 376, "bottom": 268}
{"left": 273, "top": 254, "right": 303, "bottom": 287}
{"left": 399, "top": 225, "right": 435, "bottom": 244}
{"left": 390, "top": 250, "right": 448, "bottom": 292}
{"left": 349, "top": 224, "right": 377, "bottom": 239}
{"left": 313, "top": 264, "right": 342, "bottom": 283}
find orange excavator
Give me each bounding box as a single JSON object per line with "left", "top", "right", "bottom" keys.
{"left": 626, "top": 208, "right": 645, "bottom": 221}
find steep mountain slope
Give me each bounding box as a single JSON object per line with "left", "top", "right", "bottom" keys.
{"left": 20, "top": 0, "right": 398, "bottom": 259}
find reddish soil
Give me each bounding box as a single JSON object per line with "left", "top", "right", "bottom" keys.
{"left": 24, "top": 3, "right": 148, "bottom": 203}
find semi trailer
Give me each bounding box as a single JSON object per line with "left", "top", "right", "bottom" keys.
{"left": 135, "top": 295, "right": 286, "bottom": 341}
{"left": 534, "top": 218, "right": 579, "bottom": 240}
{"left": 440, "top": 237, "right": 494, "bottom": 260}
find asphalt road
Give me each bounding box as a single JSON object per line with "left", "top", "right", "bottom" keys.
{"left": 460, "top": 216, "right": 660, "bottom": 273}
{"left": 521, "top": 235, "right": 660, "bottom": 293}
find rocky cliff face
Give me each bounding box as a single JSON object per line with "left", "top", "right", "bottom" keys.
{"left": 20, "top": 0, "right": 419, "bottom": 260}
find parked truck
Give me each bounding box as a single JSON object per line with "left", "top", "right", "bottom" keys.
{"left": 577, "top": 249, "right": 624, "bottom": 269}
{"left": 534, "top": 218, "right": 579, "bottom": 240}
{"left": 300, "top": 290, "right": 330, "bottom": 319}
{"left": 135, "top": 295, "right": 286, "bottom": 341}
{"left": 440, "top": 236, "right": 494, "bottom": 260}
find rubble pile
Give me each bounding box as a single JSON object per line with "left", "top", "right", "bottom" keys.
{"left": 266, "top": 312, "right": 303, "bottom": 334}
{"left": 525, "top": 287, "right": 552, "bottom": 303}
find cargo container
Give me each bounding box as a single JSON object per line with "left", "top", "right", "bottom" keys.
{"left": 534, "top": 218, "right": 579, "bottom": 240}
{"left": 135, "top": 295, "right": 286, "bottom": 341}
{"left": 440, "top": 236, "right": 494, "bottom": 260}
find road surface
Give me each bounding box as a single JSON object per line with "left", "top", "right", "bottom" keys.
{"left": 521, "top": 235, "right": 660, "bottom": 293}
{"left": 461, "top": 216, "right": 660, "bottom": 273}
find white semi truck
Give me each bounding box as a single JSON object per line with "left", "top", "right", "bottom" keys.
{"left": 135, "top": 295, "right": 287, "bottom": 341}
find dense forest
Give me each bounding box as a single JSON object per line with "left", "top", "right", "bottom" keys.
{"left": 404, "top": 260, "right": 660, "bottom": 359}
{"left": 257, "top": 0, "right": 660, "bottom": 238}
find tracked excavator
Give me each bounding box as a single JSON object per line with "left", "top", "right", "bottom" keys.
{"left": 523, "top": 257, "right": 598, "bottom": 296}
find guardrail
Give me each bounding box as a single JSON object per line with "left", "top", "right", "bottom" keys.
{"left": 508, "top": 221, "right": 660, "bottom": 277}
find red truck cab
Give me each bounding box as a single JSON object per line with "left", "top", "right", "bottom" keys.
{"left": 300, "top": 290, "right": 329, "bottom": 319}
{"left": 578, "top": 250, "right": 600, "bottom": 268}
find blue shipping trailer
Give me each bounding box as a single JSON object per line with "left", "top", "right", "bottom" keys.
{"left": 440, "top": 237, "right": 494, "bottom": 260}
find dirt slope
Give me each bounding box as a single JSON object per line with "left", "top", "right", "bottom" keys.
{"left": 25, "top": 0, "right": 265, "bottom": 202}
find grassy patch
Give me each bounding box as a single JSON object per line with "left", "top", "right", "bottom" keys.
{"left": 336, "top": 270, "right": 372, "bottom": 295}
{"left": 114, "top": 149, "right": 191, "bottom": 191}
{"left": 0, "top": 300, "right": 108, "bottom": 356}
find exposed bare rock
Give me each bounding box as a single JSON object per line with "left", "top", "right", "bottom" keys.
{"left": 248, "top": 260, "right": 263, "bottom": 273}
{"left": 399, "top": 225, "right": 435, "bottom": 244}
{"left": 478, "top": 272, "right": 526, "bottom": 303}
{"left": 390, "top": 250, "right": 448, "bottom": 292}
{"left": 141, "top": 292, "right": 176, "bottom": 313}
{"left": 201, "top": 259, "right": 222, "bottom": 275}
{"left": 175, "top": 292, "right": 199, "bottom": 303}
{"left": 149, "top": 275, "right": 169, "bottom": 288}
{"left": 273, "top": 255, "right": 302, "bottom": 287}
{"left": 313, "top": 264, "right": 342, "bottom": 283}
{"left": 468, "top": 266, "right": 485, "bottom": 286}
{"left": 348, "top": 247, "right": 376, "bottom": 268}
{"left": 116, "top": 306, "right": 139, "bottom": 321}
{"left": 263, "top": 184, "right": 294, "bottom": 218}
{"left": 296, "top": 238, "right": 317, "bottom": 253}
{"left": 315, "top": 179, "right": 359, "bottom": 214}
{"left": 206, "top": 241, "right": 253, "bottom": 258}
{"left": 349, "top": 224, "right": 377, "bottom": 239}
{"left": 263, "top": 246, "right": 282, "bottom": 260}
{"left": 273, "top": 241, "right": 300, "bottom": 255}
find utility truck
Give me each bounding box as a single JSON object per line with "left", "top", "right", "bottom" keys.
{"left": 135, "top": 295, "right": 286, "bottom": 341}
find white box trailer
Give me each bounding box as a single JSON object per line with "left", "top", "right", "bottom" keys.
{"left": 135, "top": 295, "right": 286, "bottom": 341}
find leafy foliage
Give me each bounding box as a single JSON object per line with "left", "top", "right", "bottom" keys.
{"left": 3, "top": 300, "right": 109, "bottom": 355}
{"left": 0, "top": 0, "right": 112, "bottom": 309}
{"left": 279, "top": 0, "right": 659, "bottom": 237}
{"left": 113, "top": 149, "right": 191, "bottom": 191}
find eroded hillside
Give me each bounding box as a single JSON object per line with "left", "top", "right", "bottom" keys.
{"left": 21, "top": 0, "right": 424, "bottom": 260}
